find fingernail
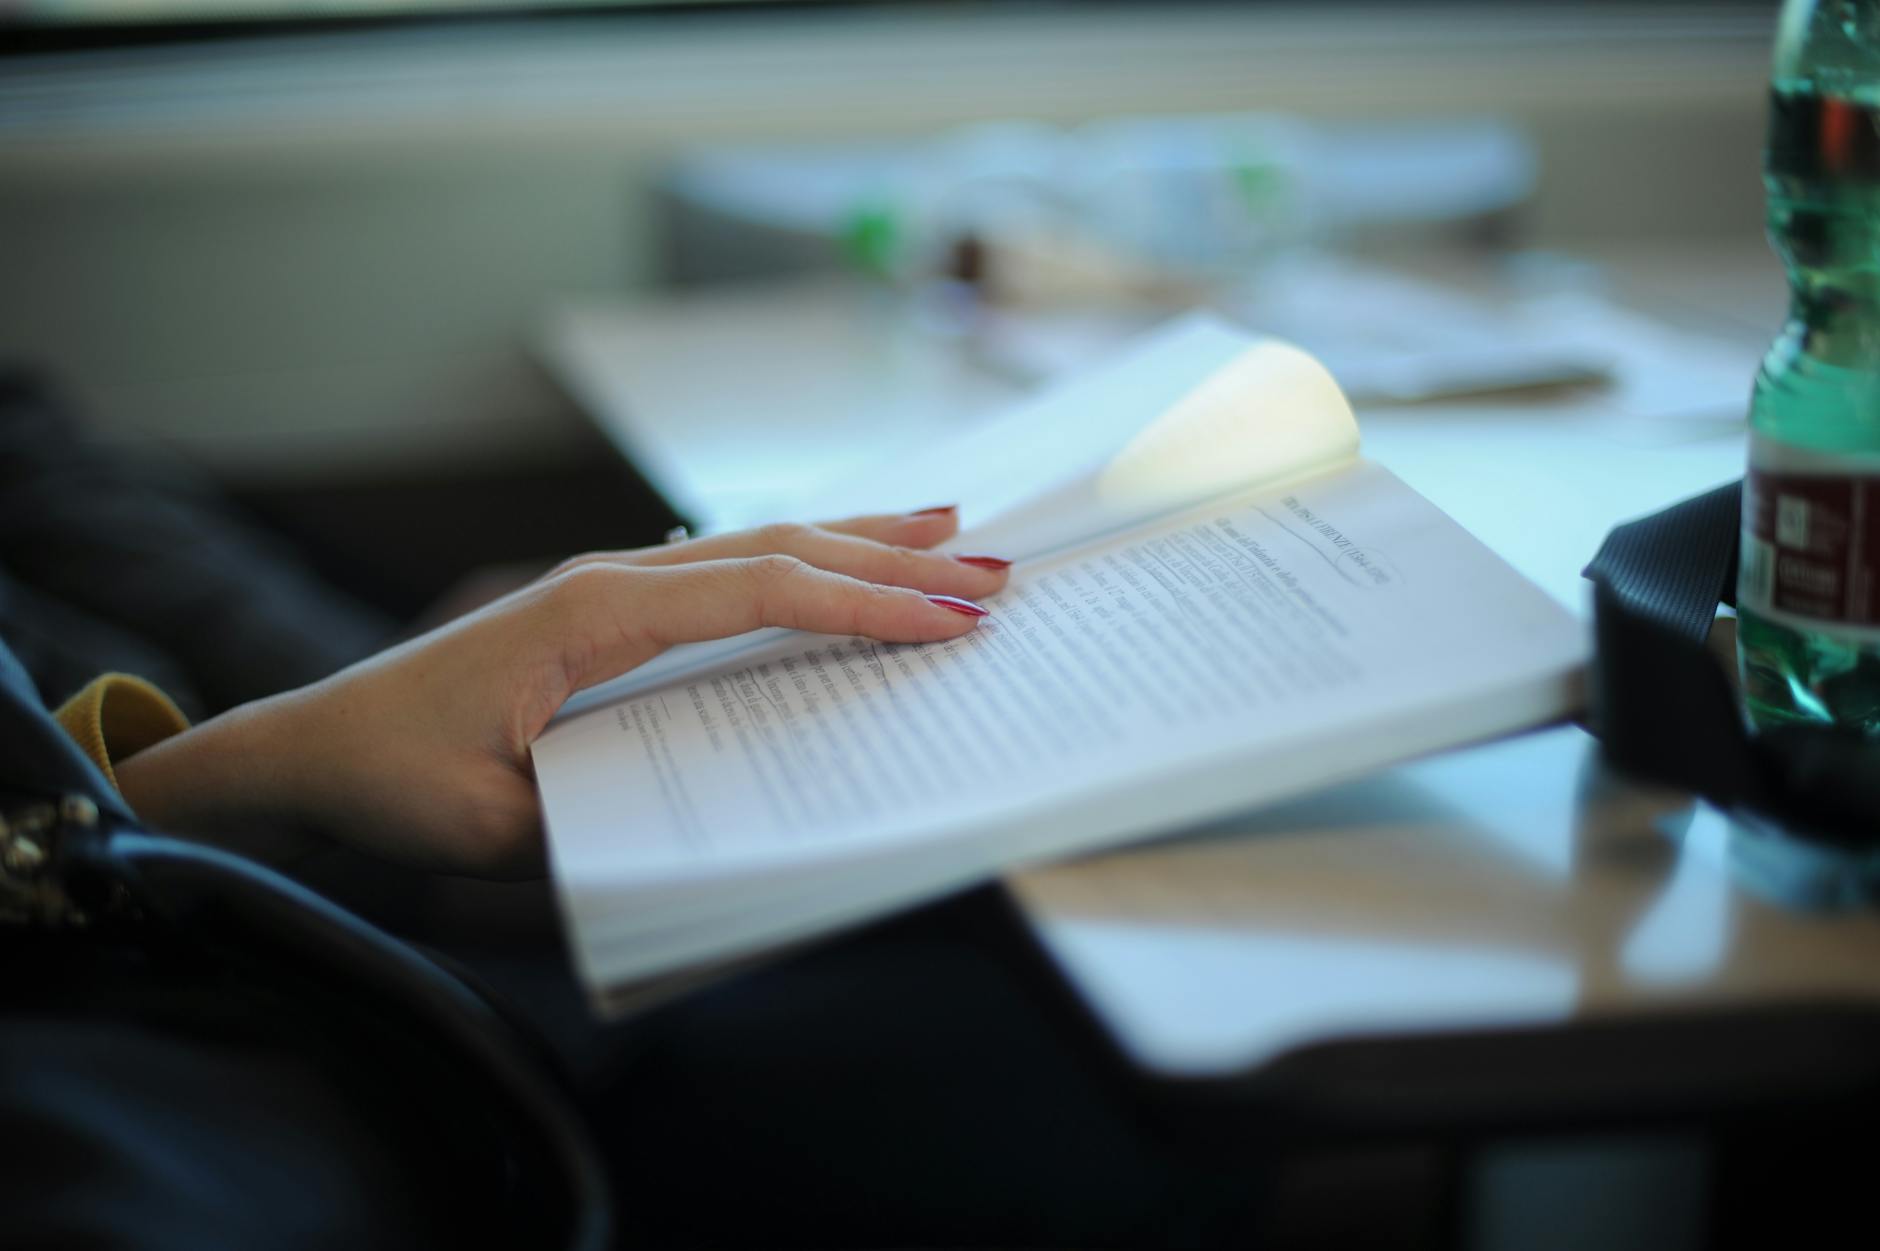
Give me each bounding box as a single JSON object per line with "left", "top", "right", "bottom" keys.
{"left": 952, "top": 554, "right": 1012, "bottom": 571}
{"left": 927, "top": 594, "right": 988, "bottom": 617}
{"left": 912, "top": 505, "right": 958, "bottom": 517}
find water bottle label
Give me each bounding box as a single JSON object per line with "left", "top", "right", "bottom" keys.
{"left": 1742, "top": 464, "right": 1880, "bottom": 627}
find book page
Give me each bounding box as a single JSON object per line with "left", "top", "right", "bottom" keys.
{"left": 553, "top": 315, "right": 1357, "bottom": 718}
{"left": 798, "top": 312, "right": 1359, "bottom": 562}
{"left": 535, "top": 459, "right": 1586, "bottom": 989}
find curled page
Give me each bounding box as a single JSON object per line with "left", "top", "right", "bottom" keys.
{"left": 951, "top": 332, "right": 1357, "bottom": 560}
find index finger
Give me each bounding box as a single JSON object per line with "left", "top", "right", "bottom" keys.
{"left": 548, "top": 556, "right": 990, "bottom": 694}
{"left": 817, "top": 505, "right": 960, "bottom": 549}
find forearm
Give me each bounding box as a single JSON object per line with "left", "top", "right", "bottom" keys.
{"left": 114, "top": 691, "right": 327, "bottom": 865}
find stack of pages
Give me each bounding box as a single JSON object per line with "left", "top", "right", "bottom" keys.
{"left": 532, "top": 316, "right": 1587, "bottom": 1012}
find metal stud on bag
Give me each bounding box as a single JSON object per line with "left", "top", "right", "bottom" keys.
{"left": 0, "top": 792, "right": 98, "bottom": 926}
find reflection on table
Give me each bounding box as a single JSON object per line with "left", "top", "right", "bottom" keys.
{"left": 1009, "top": 724, "right": 1880, "bottom": 1078}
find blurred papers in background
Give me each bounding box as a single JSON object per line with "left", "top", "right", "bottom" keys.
{"left": 660, "top": 115, "right": 1536, "bottom": 286}
{"left": 656, "top": 114, "right": 1758, "bottom": 418}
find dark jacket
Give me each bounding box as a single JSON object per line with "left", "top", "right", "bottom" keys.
{"left": 0, "top": 371, "right": 389, "bottom": 718}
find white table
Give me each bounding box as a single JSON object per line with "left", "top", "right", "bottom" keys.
{"left": 534, "top": 245, "right": 1880, "bottom": 1089}
{"left": 536, "top": 280, "right": 1023, "bottom": 533}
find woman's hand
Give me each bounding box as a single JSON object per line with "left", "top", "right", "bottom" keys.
{"left": 113, "top": 507, "right": 1010, "bottom": 878}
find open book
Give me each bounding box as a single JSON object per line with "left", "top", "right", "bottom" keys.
{"left": 532, "top": 315, "right": 1587, "bottom": 1012}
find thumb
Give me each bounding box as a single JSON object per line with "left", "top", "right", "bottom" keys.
{"left": 548, "top": 555, "right": 990, "bottom": 695}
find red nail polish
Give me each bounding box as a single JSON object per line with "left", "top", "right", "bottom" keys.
{"left": 927, "top": 595, "right": 988, "bottom": 617}
{"left": 952, "top": 554, "right": 1012, "bottom": 571}
{"left": 912, "top": 505, "right": 958, "bottom": 517}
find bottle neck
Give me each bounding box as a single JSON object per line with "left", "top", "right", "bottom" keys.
{"left": 1764, "top": 80, "right": 1880, "bottom": 369}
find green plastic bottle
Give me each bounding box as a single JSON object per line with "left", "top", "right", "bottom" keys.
{"left": 1738, "top": 0, "right": 1880, "bottom": 735}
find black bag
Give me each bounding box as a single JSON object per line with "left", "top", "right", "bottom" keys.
{"left": 1586, "top": 479, "right": 1880, "bottom": 876}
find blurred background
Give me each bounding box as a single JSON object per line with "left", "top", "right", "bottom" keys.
{"left": 0, "top": 0, "right": 1779, "bottom": 622}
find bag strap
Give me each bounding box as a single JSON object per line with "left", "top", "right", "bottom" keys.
{"left": 81, "top": 828, "right": 615, "bottom": 1251}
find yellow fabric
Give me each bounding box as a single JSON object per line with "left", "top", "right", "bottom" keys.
{"left": 53, "top": 674, "right": 191, "bottom": 791}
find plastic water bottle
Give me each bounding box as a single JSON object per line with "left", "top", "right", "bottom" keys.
{"left": 1739, "top": 0, "right": 1880, "bottom": 735}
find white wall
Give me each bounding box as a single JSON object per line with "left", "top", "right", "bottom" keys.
{"left": 0, "top": 4, "right": 1775, "bottom": 482}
